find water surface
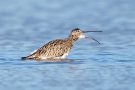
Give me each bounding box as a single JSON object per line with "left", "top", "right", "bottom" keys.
{"left": 0, "top": 0, "right": 135, "bottom": 90}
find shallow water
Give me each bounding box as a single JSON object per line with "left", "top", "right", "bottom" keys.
{"left": 0, "top": 0, "right": 135, "bottom": 90}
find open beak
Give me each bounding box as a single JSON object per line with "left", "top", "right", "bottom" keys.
{"left": 82, "top": 30, "right": 102, "bottom": 44}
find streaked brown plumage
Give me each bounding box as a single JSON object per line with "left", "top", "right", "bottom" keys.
{"left": 22, "top": 28, "right": 85, "bottom": 60}
{"left": 22, "top": 28, "right": 101, "bottom": 60}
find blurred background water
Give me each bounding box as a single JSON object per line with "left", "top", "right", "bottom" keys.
{"left": 0, "top": 0, "right": 135, "bottom": 90}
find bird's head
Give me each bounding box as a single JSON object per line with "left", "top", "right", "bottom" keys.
{"left": 69, "top": 28, "right": 102, "bottom": 44}
{"left": 70, "top": 28, "right": 85, "bottom": 39}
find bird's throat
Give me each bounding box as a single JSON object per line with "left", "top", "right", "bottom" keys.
{"left": 67, "top": 35, "right": 78, "bottom": 43}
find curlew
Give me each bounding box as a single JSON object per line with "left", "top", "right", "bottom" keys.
{"left": 22, "top": 28, "right": 102, "bottom": 60}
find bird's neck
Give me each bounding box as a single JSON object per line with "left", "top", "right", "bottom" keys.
{"left": 66, "top": 35, "right": 78, "bottom": 43}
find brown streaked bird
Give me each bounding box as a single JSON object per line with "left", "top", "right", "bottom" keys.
{"left": 22, "top": 28, "right": 102, "bottom": 60}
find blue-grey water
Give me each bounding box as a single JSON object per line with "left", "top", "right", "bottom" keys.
{"left": 0, "top": 0, "right": 135, "bottom": 90}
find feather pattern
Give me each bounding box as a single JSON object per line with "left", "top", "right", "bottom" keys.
{"left": 23, "top": 28, "right": 84, "bottom": 60}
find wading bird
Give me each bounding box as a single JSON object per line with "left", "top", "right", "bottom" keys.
{"left": 22, "top": 28, "right": 102, "bottom": 60}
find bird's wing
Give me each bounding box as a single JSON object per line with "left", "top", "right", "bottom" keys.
{"left": 44, "top": 44, "right": 70, "bottom": 58}
{"left": 27, "top": 39, "right": 71, "bottom": 59}
{"left": 40, "top": 39, "right": 71, "bottom": 58}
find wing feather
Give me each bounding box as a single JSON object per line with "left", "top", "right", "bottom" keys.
{"left": 27, "top": 39, "right": 72, "bottom": 59}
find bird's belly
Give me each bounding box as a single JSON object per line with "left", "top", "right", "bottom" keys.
{"left": 39, "top": 52, "right": 69, "bottom": 60}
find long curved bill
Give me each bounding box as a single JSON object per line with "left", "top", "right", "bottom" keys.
{"left": 82, "top": 30, "right": 102, "bottom": 44}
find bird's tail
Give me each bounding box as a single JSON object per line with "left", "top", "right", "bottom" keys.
{"left": 21, "top": 57, "right": 27, "bottom": 60}
{"left": 21, "top": 56, "right": 37, "bottom": 60}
